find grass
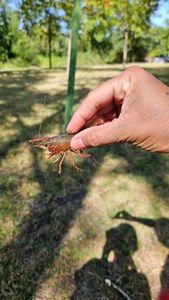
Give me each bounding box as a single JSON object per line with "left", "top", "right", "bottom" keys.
{"left": 0, "top": 63, "right": 169, "bottom": 299}
{"left": 0, "top": 52, "right": 104, "bottom": 71}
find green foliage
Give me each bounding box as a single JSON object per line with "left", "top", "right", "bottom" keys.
{"left": 105, "top": 30, "right": 123, "bottom": 63}
{"left": 0, "top": 2, "right": 12, "bottom": 61}
{"left": 147, "top": 25, "right": 169, "bottom": 58}
{"left": 13, "top": 32, "right": 39, "bottom": 65}
{"left": 20, "top": 0, "right": 60, "bottom": 68}
{"left": 82, "top": 0, "right": 161, "bottom": 63}
{"left": 53, "top": 34, "right": 67, "bottom": 56}
{"left": 0, "top": 0, "right": 168, "bottom": 67}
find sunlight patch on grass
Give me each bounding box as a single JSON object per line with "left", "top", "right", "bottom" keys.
{"left": 0, "top": 127, "right": 19, "bottom": 146}
{"left": 20, "top": 103, "right": 56, "bottom": 128}
{"left": 18, "top": 180, "right": 40, "bottom": 199}
{"left": 1, "top": 143, "right": 33, "bottom": 171}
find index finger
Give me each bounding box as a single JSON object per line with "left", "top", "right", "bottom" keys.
{"left": 66, "top": 78, "right": 115, "bottom": 133}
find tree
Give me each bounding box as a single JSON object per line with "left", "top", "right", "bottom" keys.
{"left": 20, "top": 0, "right": 59, "bottom": 69}
{"left": 146, "top": 25, "right": 169, "bottom": 58}
{"left": 82, "top": 0, "right": 160, "bottom": 66}
{"left": 112, "top": 0, "right": 159, "bottom": 67}
{"left": 0, "top": 0, "right": 13, "bottom": 61}
{"left": 82, "top": 0, "right": 115, "bottom": 56}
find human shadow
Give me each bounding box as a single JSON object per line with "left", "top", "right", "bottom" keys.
{"left": 114, "top": 211, "right": 169, "bottom": 291}
{"left": 71, "top": 223, "right": 151, "bottom": 300}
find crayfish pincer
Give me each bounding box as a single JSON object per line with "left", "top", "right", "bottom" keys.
{"left": 28, "top": 133, "right": 90, "bottom": 175}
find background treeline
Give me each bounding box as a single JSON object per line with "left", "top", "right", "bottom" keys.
{"left": 0, "top": 0, "right": 169, "bottom": 68}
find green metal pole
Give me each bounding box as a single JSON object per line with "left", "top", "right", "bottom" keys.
{"left": 64, "top": 0, "right": 81, "bottom": 128}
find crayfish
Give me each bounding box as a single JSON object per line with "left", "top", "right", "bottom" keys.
{"left": 28, "top": 133, "right": 90, "bottom": 174}
{"left": 28, "top": 116, "right": 112, "bottom": 174}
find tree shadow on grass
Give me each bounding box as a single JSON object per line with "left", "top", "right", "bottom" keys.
{"left": 0, "top": 70, "right": 110, "bottom": 298}
{"left": 71, "top": 223, "right": 151, "bottom": 300}
{"left": 0, "top": 132, "right": 110, "bottom": 299}
{"left": 0, "top": 142, "right": 169, "bottom": 299}
{"left": 114, "top": 210, "right": 169, "bottom": 292}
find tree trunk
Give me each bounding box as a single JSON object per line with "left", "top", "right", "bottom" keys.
{"left": 123, "top": 29, "right": 128, "bottom": 69}
{"left": 48, "top": 15, "right": 52, "bottom": 69}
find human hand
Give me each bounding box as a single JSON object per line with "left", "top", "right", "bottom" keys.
{"left": 67, "top": 66, "right": 169, "bottom": 152}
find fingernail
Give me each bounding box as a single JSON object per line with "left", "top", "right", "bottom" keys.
{"left": 66, "top": 124, "right": 71, "bottom": 132}
{"left": 71, "top": 138, "right": 85, "bottom": 150}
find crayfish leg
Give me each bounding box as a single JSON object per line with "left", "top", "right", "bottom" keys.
{"left": 58, "top": 152, "right": 66, "bottom": 175}
{"left": 53, "top": 155, "right": 61, "bottom": 163}
{"left": 48, "top": 147, "right": 60, "bottom": 159}
{"left": 68, "top": 150, "right": 80, "bottom": 173}
{"left": 48, "top": 152, "right": 55, "bottom": 159}
{"left": 71, "top": 149, "right": 91, "bottom": 158}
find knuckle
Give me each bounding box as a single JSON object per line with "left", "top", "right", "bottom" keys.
{"left": 123, "top": 66, "right": 149, "bottom": 88}
{"left": 85, "top": 129, "right": 101, "bottom": 147}
{"left": 125, "top": 65, "right": 145, "bottom": 76}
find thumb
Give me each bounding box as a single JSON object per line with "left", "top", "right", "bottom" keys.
{"left": 70, "top": 119, "right": 126, "bottom": 150}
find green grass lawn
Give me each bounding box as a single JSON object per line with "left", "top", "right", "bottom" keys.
{"left": 0, "top": 63, "right": 169, "bottom": 300}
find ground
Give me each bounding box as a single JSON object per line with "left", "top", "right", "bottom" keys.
{"left": 0, "top": 63, "right": 169, "bottom": 300}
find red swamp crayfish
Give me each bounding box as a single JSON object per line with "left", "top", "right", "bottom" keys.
{"left": 28, "top": 133, "right": 90, "bottom": 175}
{"left": 28, "top": 117, "right": 111, "bottom": 174}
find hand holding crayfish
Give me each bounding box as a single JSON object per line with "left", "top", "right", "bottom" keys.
{"left": 67, "top": 66, "right": 169, "bottom": 153}
{"left": 29, "top": 66, "right": 169, "bottom": 174}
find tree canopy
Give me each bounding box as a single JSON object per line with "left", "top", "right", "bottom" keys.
{"left": 0, "top": 0, "right": 168, "bottom": 67}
